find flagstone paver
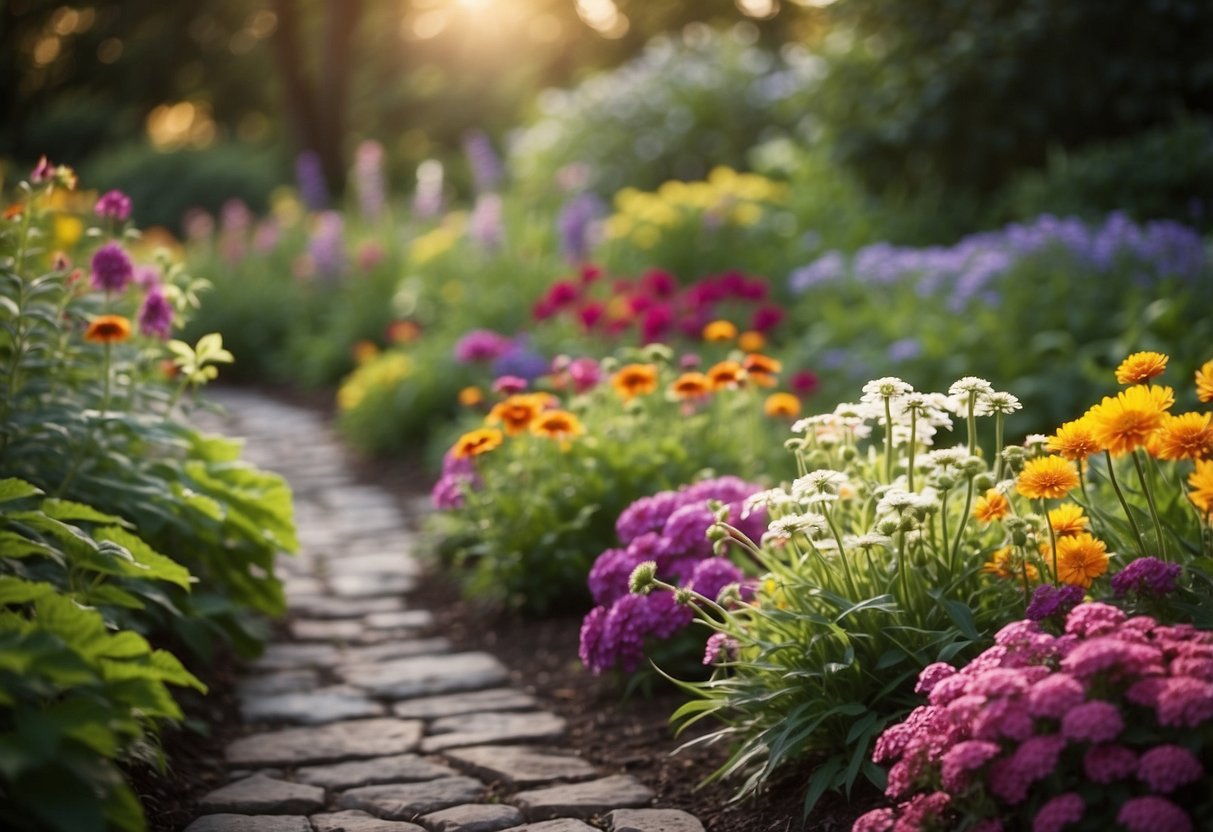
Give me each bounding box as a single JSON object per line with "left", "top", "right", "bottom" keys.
{"left": 185, "top": 388, "right": 706, "bottom": 832}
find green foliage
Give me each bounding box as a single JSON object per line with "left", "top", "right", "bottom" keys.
{"left": 510, "top": 26, "right": 821, "bottom": 196}
{"left": 816, "top": 0, "right": 1213, "bottom": 198}
{"left": 1000, "top": 118, "right": 1213, "bottom": 230}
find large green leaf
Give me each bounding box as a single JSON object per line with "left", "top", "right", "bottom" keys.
{"left": 41, "top": 499, "right": 127, "bottom": 527}
{"left": 0, "top": 478, "right": 42, "bottom": 503}
{"left": 92, "top": 527, "right": 192, "bottom": 590}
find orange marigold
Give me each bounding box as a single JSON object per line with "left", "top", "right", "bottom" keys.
{"left": 1151, "top": 412, "right": 1213, "bottom": 461}
{"left": 763, "top": 392, "right": 801, "bottom": 419}
{"left": 1048, "top": 503, "right": 1088, "bottom": 537}
{"left": 1086, "top": 384, "right": 1173, "bottom": 456}
{"left": 1047, "top": 417, "right": 1103, "bottom": 462}
{"left": 1055, "top": 533, "right": 1109, "bottom": 588}
{"left": 487, "top": 394, "right": 544, "bottom": 435}
{"left": 531, "top": 409, "right": 585, "bottom": 442}
{"left": 669, "top": 372, "right": 712, "bottom": 400}
{"left": 451, "top": 427, "right": 503, "bottom": 459}
{"left": 702, "top": 320, "right": 738, "bottom": 342}
{"left": 982, "top": 546, "right": 1040, "bottom": 582}
{"left": 742, "top": 353, "right": 781, "bottom": 388}
{"left": 611, "top": 363, "right": 659, "bottom": 400}
{"left": 458, "top": 386, "right": 484, "bottom": 407}
{"left": 1017, "top": 455, "right": 1080, "bottom": 500}
{"left": 738, "top": 330, "right": 766, "bottom": 352}
{"left": 1197, "top": 360, "right": 1213, "bottom": 404}
{"left": 1189, "top": 459, "right": 1213, "bottom": 514}
{"left": 83, "top": 314, "right": 131, "bottom": 344}
{"left": 352, "top": 339, "right": 379, "bottom": 364}
{"left": 707, "top": 360, "right": 745, "bottom": 390}
{"left": 1115, "top": 351, "right": 1169, "bottom": 385}
{"left": 973, "top": 489, "right": 1011, "bottom": 524}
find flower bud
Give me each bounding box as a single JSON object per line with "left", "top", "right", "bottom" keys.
{"left": 876, "top": 518, "right": 901, "bottom": 536}
{"left": 973, "top": 473, "right": 995, "bottom": 492}
{"left": 674, "top": 587, "right": 695, "bottom": 606}
{"left": 629, "top": 561, "right": 658, "bottom": 595}
{"left": 784, "top": 437, "right": 806, "bottom": 452}
{"left": 935, "top": 474, "right": 956, "bottom": 490}
{"left": 1011, "top": 528, "right": 1029, "bottom": 547}
{"left": 707, "top": 523, "right": 729, "bottom": 541}
{"left": 840, "top": 446, "right": 859, "bottom": 462}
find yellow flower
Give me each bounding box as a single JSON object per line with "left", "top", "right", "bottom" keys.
{"left": 763, "top": 392, "right": 801, "bottom": 420}
{"left": 1196, "top": 360, "right": 1213, "bottom": 404}
{"left": 738, "top": 330, "right": 765, "bottom": 352}
{"left": 702, "top": 320, "right": 738, "bottom": 342}
{"left": 531, "top": 409, "right": 585, "bottom": 443}
{"left": 1047, "top": 417, "right": 1102, "bottom": 462}
{"left": 1048, "top": 503, "right": 1088, "bottom": 537}
{"left": 707, "top": 360, "right": 745, "bottom": 391}
{"left": 53, "top": 214, "right": 83, "bottom": 250}
{"left": 1017, "top": 456, "right": 1080, "bottom": 500}
{"left": 1151, "top": 412, "right": 1213, "bottom": 461}
{"left": 611, "top": 363, "right": 659, "bottom": 401}
{"left": 487, "top": 394, "right": 544, "bottom": 436}
{"left": 669, "top": 372, "right": 712, "bottom": 400}
{"left": 1055, "top": 533, "right": 1109, "bottom": 588}
{"left": 973, "top": 490, "right": 1011, "bottom": 524}
{"left": 982, "top": 547, "right": 1040, "bottom": 582}
{"left": 742, "top": 353, "right": 781, "bottom": 388}
{"left": 1086, "top": 384, "right": 1173, "bottom": 456}
{"left": 351, "top": 340, "right": 379, "bottom": 365}
{"left": 458, "top": 386, "right": 483, "bottom": 407}
{"left": 451, "top": 427, "right": 503, "bottom": 460}
{"left": 1115, "top": 351, "right": 1169, "bottom": 385}
{"left": 1189, "top": 459, "right": 1213, "bottom": 514}
{"left": 83, "top": 314, "right": 131, "bottom": 344}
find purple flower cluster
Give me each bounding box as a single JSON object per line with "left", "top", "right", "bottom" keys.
{"left": 354, "top": 140, "right": 387, "bottom": 222}
{"left": 790, "top": 212, "right": 1207, "bottom": 311}
{"left": 579, "top": 477, "right": 766, "bottom": 675}
{"left": 295, "top": 150, "right": 329, "bottom": 212}
{"left": 462, "top": 129, "right": 503, "bottom": 194}
{"left": 308, "top": 211, "right": 345, "bottom": 280}
{"left": 854, "top": 603, "right": 1213, "bottom": 832}
{"left": 90, "top": 242, "right": 134, "bottom": 293}
{"left": 1112, "top": 557, "right": 1182, "bottom": 599}
{"left": 430, "top": 452, "right": 481, "bottom": 511}
{"left": 469, "top": 193, "right": 504, "bottom": 251}
{"left": 137, "top": 287, "right": 174, "bottom": 339}
{"left": 94, "top": 189, "right": 132, "bottom": 222}
{"left": 558, "top": 192, "right": 604, "bottom": 263}
{"left": 1025, "top": 583, "right": 1085, "bottom": 622}
{"left": 454, "top": 329, "right": 513, "bottom": 363}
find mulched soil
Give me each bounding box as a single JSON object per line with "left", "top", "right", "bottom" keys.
{"left": 132, "top": 384, "right": 879, "bottom": 831}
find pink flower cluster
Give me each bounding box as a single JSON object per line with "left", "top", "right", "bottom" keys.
{"left": 578, "top": 477, "right": 766, "bottom": 675}
{"left": 531, "top": 265, "right": 784, "bottom": 344}
{"left": 854, "top": 603, "right": 1212, "bottom": 832}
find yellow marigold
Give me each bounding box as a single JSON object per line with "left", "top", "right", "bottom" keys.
{"left": 742, "top": 353, "right": 781, "bottom": 388}
{"left": 669, "top": 372, "right": 712, "bottom": 400}
{"left": 707, "top": 360, "right": 745, "bottom": 390}
{"left": 1115, "top": 351, "right": 1169, "bottom": 385}
{"left": 1086, "top": 384, "right": 1174, "bottom": 456}
{"left": 1151, "top": 411, "right": 1213, "bottom": 461}
{"left": 458, "top": 386, "right": 483, "bottom": 407}
{"left": 973, "top": 489, "right": 1011, "bottom": 524}
{"left": 451, "top": 427, "right": 503, "bottom": 460}
{"left": 1048, "top": 503, "right": 1088, "bottom": 537}
{"left": 531, "top": 409, "right": 585, "bottom": 442}
{"left": 611, "top": 363, "right": 659, "bottom": 400}
{"left": 487, "top": 395, "right": 543, "bottom": 435}
{"left": 1047, "top": 417, "right": 1103, "bottom": 462}
{"left": 702, "top": 320, "right": 738, "bottom": 342}
{"left": 1189, "top": 458, "right": 1213, "bottom": 513}
{"left": 763, "top": 392, "right": 801, "bottom": 420}
{"left": 982, "top": 547, "right": 1040, "bottom": 582}
{"left": 1017, "top": 456, "right": 1080, "bottom": 500}
{"left": 1196, "top": 359, "right": 1213, "bottom": 404}
{"left": 738, "top": 330, "right": 765, "bottom": 352}
{"left": 1055, "top": 533, "right": 1109, "bottom": 588}
{"left": 83, "top": 314, "right": 131, "bottom": 344}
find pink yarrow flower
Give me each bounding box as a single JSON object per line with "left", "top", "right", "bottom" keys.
{"left": 1116, "top": 796, "right": 1193, "bottom": 832}
{"left": 1032, "top": 792, "right": 1084, "bottom": 832}
{"left": 1136, "top": 744, "right": 1204, "bottom": 793}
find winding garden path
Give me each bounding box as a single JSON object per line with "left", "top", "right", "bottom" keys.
{"left": 183, "top": 387, "right": 705, "bottom": 832}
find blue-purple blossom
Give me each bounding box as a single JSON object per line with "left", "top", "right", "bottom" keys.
{"left": 137, "top": 287, "right": 174, "bottom": 339}
{"left": 90, "top": 242, "right": 134, "bottom": 293}
{"left": 558, "top": 192, "right": 603, "bottom": 263}
{"left": 1111, "top": 557, "right": 1182, "bottom": 598}
{"left": 295, "top": 150, "right": 329, "bottom": 211}
{"left": 463, "top": 129, "right": 503, "bottom": 194}
{"left": 308, "top": 211, "right": 345, "bottom": 280}
{"left": 491, "top": 341, "right": 548, "bottom": 382}
{"left": 1026, "top": 584, "right": 1086, "bottom": 622}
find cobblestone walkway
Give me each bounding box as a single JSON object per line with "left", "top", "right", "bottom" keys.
{"left": 184, "top": 388, "right": 704, "bottom": 832}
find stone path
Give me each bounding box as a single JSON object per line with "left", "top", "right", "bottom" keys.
{"left": 184, "top": 388, "right": 705, "bottom": 832}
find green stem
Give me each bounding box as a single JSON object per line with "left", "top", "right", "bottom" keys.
{"left": 1131, "top": 450, "right": 1167, "bottom": 559}
{"left": 1042, "top": 500, "right": 1058, "bottom": 585}
{"left": 993, "top": 411, "right": 1005, "bottom": 481}
{"left": 826, "top": 511, "right": 859, "bottom": 600}
{"left": 883, "top": 395, "right": 894, "bottom": 484}
{"left": 966, "top": 392, "right": 977, "bottom": 457}
{"left": 950, "top": 480, "right": 976, "bottom": 576}
{"left": 1103, "top": 449, "right": 1146, "bottom": 553}
{"left": 907, "top": 407, "right": 918, "bottom": 492}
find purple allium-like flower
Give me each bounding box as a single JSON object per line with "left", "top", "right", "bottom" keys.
{"left": 295, "top": 150, "right": 329, "bottom": 212}
{"left": 1083, "top": 744, "right": 1138, "bottom": 783}
{"left": 703, "top": 632, "right": 739, "bottom": 665}
{"left": 661, "top": 503, "right": 717, "bottom": 560}
{"left": 1060, "top": 700, "right": 1123, "bottom": 743}
{"left": 90, "top": 242, "right": 134, "bottom": 292}
{"left": 453, "top": 329, "right": 512, "bottom": 363}
{"left": 588, "top": 547, "right": 641, "bottom": 607}
{"left": 1116, "top": 796, "right": 1193, "bottom": 832}
{"left": 133, "top": 265, "right": 160, "bottom": 290}
{"left": 688, "top": 557, "right": 742, "bottom": 604}
{"left": 1026, "top": 584, "right": 1085, "bottom": 622}
{"left": 1032, "top": 792, "right": 1083, "bottom": 832}
{"left": 1111, "top": 557, "right": 1182, "bottom": 598}
{"left": 94, "top": 189, "right": 132, "bottom": 221}
{"left": 354, "top": 140, "right": 387, "bottom": 222}
{"left": 137, "top": 286, "right": 174, "bottom": 339}
{"left": 1136, "top": 744, "right": 1203, "bottom": 793}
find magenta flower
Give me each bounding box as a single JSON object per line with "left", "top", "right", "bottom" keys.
{"left": 90, "top": 242, "right": 134, "bottom": 293}
{"left": 703, "top": 632, "right": 739, "bottom": 665}
{"left": 1032, "top": 792, "right": 1083, "bottom": 832}
{"left": 1136, "top": 744, "right": 1203, "bottom": 793}
{"left": 1060, "top": 700, "right": 1123, "bottom": 743}
{"left": 137, "top": 287, "right": 174, "bottom": 339}
{"left": 94, "top": 189, "right": 132, "bottom": 221}
{"left": 1082, "top": 744, "right": 1137, "bottom": 783}
{"left": 1116, "top": 796, "right": 1193, "bottom": 832}
{"left": 1111, "top": 557, "right": 1182, "bottom": 598}
{"left": 454, "top": 329, "right": 512, "bottom": 363}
